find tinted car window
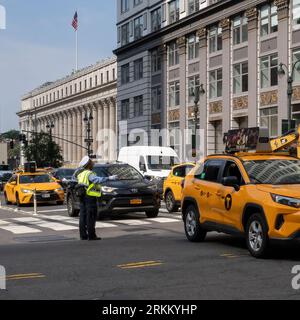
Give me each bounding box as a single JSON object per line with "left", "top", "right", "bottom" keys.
{"left": 195, "top": 160, "right": 224, "bottom": 183}
{"left": 173, "top": 165, "right": 194, "bottom": 178}
{"left": 222, "top": 161, "right": 244, "bottom": 185}
{"left": 94, "top": 165, "right": 143, "bottom": 181}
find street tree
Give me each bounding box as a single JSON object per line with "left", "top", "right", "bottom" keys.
{"left": 23, "top": 132, "right": 64, "bottom": 168}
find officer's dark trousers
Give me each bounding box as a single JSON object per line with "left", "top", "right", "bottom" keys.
{"left": 79, "top": 195, "right": 98, "bottom": 239}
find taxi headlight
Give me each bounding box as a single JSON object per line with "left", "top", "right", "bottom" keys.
{"left": 271, "top": 194, "right": 300, "bottom": 208}
{"left": 21, "top": 189, "right": 33, "bottom": 194}
{"left": 55, "top": 187, "right": 64, "bottom": 192}
{"left": 101, "top": 186, "right": 117, "bottom": 193}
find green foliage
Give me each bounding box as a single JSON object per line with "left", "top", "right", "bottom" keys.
{"left": 0, "top": 130, "right": 20, "bottom": 141}
{"left": 23, "top": 132, "right": 64, "bottom": 168}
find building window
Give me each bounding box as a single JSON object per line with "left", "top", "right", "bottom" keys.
{"left": 187, "top": 34, "right": 199, "bottom": 60}
{"left": 79, "top": 82, "right": 82, "bottom": 91}
{"left": 121, "top": 0, "right": 129, "bottom": 13}
{"left": 134, "top": 0, "right": 142, "bottom": 6}
{"left": 168, "top": 41, "right": 179, "bottom": 67}
{"left": 260, "top": 107, "right": 278, "bottom": 137}
{"left": 95, "top": 75, "right": 98, "bottom": 86}
{"left": 134, "top": 58, "right": 143, "bottom": 81}
{"left": 293, "top": 0, "right": 300, "bottom": 29}
{"left": 134, "top": 15, "right": 143, "bottom": 40}
{"left": 293, "top": 49, "right": 300, "bottom": 81}
{"left": 113, "top": 69, "right": 116, "bottom": 80}
{"left": 260, "top": 3, "right": 278, "bottom": 36}
{"left": 169, "top": 81, "right": 180, "bottom": 108}
{"left": 121, "top": 99, "right": 130, "bottom": 120}
{"left": 121, "top": 63, "right": 130, "bottom": 84}
{"left": 70, "top": 86, "right": 72, "bottom": 95}
{"left": 188, "top": 75, "right": 200, "bottom": 103}
{"left": 233, "top": 62, "right": 248, "bottom": 94}
{"left": 151, "top": 7, "right": 162, "bottom": 32}
{"left": 74, "top": 83, "right": 77, "bottom": 93}
{"left": 121, "top": 23, "right": 130, "bottom": 46}
{"left": 169, "top": 0, "right": 180, "bottom": 24}
{"left": 209, "top": 69, "right": 222, "bottom": 99}
{"left": 209, "top": 25, "right": 222, "bottom": 53}
{"left": 101, "top": 73, "right": 103, "bottom": 84}
{"left": 89, "top": 77, "right": 92, "bottom": 88}
{"left": 134, "top": 95, "right": 143, "bottom": 117}
{"left": 260, "top": 54, "right": 278, "bottom": 88}
{"left": 107, "top": 71, "right": 109, "bottom": 82}
{"left": 151, "top": 86, "right": 162, "bottom": 111}
{"left": 233, "top": 15, "right": 248, "bottom": 45}
{"left": 151, "top": 49, "right": 162, "bottom": 73}
{"left": 188, "top": 0, "right": 200, "bottom": 15}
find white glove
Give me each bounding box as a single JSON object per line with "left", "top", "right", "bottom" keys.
{"left": 108, "top": 175, "right": 118, "bottom": 181}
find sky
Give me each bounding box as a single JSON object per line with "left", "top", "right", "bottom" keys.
{"left": 0, "top": 0, "right": 116, "bottom": 133}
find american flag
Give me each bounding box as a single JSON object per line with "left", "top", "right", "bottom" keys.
{"left": 72, "top": 11, "right": 78, "bottom": 30}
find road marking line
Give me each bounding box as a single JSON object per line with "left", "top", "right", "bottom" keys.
{"left": 0, "top": 224, "right": 41, "bottom": 234}
{"left": 5, "top": 273, "right": 45, "bottom": 281}
{"left": 11, "top": 217, "right": 77, "bottom": 231}
{"left": 146, "top": 217, "right": 179, "bottom": 223}
{"left": 114, "top": 219, "right": 151, "bottom": 226}
{"left": 117, "top": 261, "right": 163, "bottom": 269}
{"left": 35, "top": 209, "right": 67, "bottom": 213}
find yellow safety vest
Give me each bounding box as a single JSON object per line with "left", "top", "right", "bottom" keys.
{"left": 77, "top": 170, "right": 102, "bottom": 198}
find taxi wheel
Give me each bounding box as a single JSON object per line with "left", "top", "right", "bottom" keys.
{"left": 184, "top": 205, "right": 207, "bottom": 242}
{"left": 165, "top": 191, "right": 179, "bottom": 213}
{"left": 145, "top": 209, "right": 159, "bottom": 218}
{"left": 246, "top": 214, "right": 269, "bottom": 259}
{"left": 4, "top": 192, "right": 11, "bottom": 205}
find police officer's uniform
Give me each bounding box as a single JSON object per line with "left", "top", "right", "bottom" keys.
{"left": 75, "top": 156, "right": 117, "bottom": 241}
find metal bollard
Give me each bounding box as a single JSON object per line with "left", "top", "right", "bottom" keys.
{"left": 33, "top": 189, "right": 38, "bottom": 215}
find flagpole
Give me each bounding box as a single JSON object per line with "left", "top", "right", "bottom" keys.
{"left": 76, "top": 28, "right": 78, "bottom": 71}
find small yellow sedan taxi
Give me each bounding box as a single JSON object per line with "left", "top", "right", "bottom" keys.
{"left": 4, "top": 171, "right": 64, "bottom": 207}
{"left": 163, "top": 162, "right": 195, "bottom": 213}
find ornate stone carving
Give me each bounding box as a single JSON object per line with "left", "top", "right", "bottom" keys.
{"left": 293, "top": 86, "right": 300, "bottom": 101}
{"left": 188, "top": 106, "right": 195, "bottom": 118}
{"left": 245, "top": 7, "right": 258, "bottom": 21}
{"left": 275, "top": 0, "right": 289, "bottom": 11}
{"left": 233, "top": 96, "right": 248, "bottom": 111}
{"left": 260, "top": 90, "right": 278, "bottom": 106}
{"left": 176, "top": 36, "right": 186, "bottom": 48}
{"left": 209, "top": 101, "right": 223, "bottom": 114}
{"left": 196, "top": 27, "right": 206, "bottom": 39}
{"left": 168, "top": 109, "right": 180, "bottom": 121}
{"left": 219, "top": 18, "right": 230, "bottom": 30}
{"left": 152, "top": 113, "right": 161, "bottom": 125}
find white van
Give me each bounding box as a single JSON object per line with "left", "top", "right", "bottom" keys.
{"left": 118, "top": 146, "right": 180, "bottom": 179}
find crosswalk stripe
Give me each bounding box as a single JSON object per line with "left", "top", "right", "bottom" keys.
{"left": 0, "top": 225, "right": 41, "bottom": 234}
{"left": 146, "top": 217, "right": 179, "bottom": 223}
{"left": 11, "top": 217, "right": 78, "bottom": 231}
{"left": 113, "top": 219, "right": 151, "bottom": 226}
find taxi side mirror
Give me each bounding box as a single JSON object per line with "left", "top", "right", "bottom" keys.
{"left": 222, "top": 176, "right": 240, "bottom": 192}
{"left": 10, "top": 181, "right": 17, "bottom": 186}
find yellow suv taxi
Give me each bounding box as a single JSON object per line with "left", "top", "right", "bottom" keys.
{"left": 4, "top": 171, "right": 64, "bottom": 207}
{"left": 163, "top": 163, "right": 195, "bottom": 213}
{"left": 182, "top": 153, "right": 300, "bottom": 258}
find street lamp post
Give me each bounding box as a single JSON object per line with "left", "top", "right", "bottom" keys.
{"left": 192, "top": 84, "right": 205, "bottom": 158}
{"left": 46, "top": 121, "right": 55, "bottom": 167}
{"left": 278, "top": 60, "right": 300, "bottom": 131}
{"left": 83, "top": 111, "right": 94, "bottom": 157}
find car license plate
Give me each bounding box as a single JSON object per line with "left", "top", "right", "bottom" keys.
{"left": 130, "top": 199, "right": 142, "bottom": 205}
{"left": 42, "top": 193, "right": 50, "bottom": 199}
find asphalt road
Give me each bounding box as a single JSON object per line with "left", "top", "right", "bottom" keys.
{"left": 0, "top": 195, "right": 300, "bottom": 300}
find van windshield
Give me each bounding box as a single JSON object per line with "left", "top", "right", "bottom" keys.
{"left": 147, "top": 156, "right": 179, "bottom": 171}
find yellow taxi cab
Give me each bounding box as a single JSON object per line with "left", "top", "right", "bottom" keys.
{"left": 181, "top": 127, "right": 300, "bottom": 258}
{"left": 163, "top": 163, "right": 195, "bottom": 213}
{"left": 4, "top": 170, "right": 64, "bottom": 207}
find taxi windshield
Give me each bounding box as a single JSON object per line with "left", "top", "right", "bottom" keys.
{"left": 243, "top": 159, "right": 300, "bottom": 185}
{"left": 19, "top": 174, "right": 54, "bottom": 184}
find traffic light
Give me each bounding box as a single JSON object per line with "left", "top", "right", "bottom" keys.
{"left": 9, "top": 140, "right": 14, "bottom": 149}
{"left": 19, "top": 133, "right": 28, "bottom": 147}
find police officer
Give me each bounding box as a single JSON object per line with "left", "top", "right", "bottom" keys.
{"left": 75, "top": 156, "right": 117, "bottom": 241}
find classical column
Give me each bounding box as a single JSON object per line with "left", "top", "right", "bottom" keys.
{"left": 92, "top": 103, "right": 98, "bottom": 158}
{"left": 75, "top": 109, "right": 81, "bottom": 162}
{"left": 63, "top": 112, "right": 68, "bottom": 162}
{"left": 71, "top": 109, "right": 77, "bottom": 163}
{"left": 276, "top": 0, "right": 289, "bottom": 134}
{"left": 246, "top": 7, "right": 259, "bottom": 127}
{"left": 220, "top": 18, "right": 231, "bottom": 135}
{"left": 103, "top": 101, "right": 109, "bottom": 160}
{"left": 109, "top": 98, "right": 117, "bottom": 161}
{"left": 67, "top": 111, "right": 72, "bottom": 162}
{"left": 197, "top": 27, "right": 208, "bottom": 157}
{"left": 97, "top": 102, "right": 104, "bottom": 158}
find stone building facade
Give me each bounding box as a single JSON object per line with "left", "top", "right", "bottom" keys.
{"left": 18, "top": 58, "right": 117, "bottom": 165}
{"left": 115, "top": 0, "right": 300, "bottom": 157}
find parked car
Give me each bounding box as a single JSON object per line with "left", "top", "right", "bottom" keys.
{"left": 53, "top": 168, "right": 76, "bottom": 190}
{"left": 0, "top": 171, "right": 13, "bottom": 191}
{"left": 66, "top": 162, "right": 161, "bottom": 219}
{"left": 118, "top": 146, "right": 180, "bottom": 196}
